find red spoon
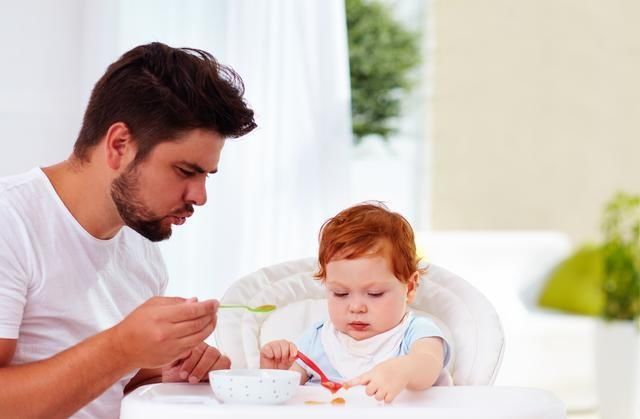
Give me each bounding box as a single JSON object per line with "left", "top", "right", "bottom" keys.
{"left": 296, "top": 351, "right": 343, "bottom": 393}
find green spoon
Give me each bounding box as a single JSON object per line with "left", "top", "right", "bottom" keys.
{"left": 218, "top": 304, "right": 277, "bottom": 313}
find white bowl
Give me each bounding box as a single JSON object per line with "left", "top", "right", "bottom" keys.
{"left": 209, "top": 369, "right": 301, "bottom": 405}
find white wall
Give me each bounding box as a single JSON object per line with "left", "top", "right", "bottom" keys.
{"left": 431, "top": 0, "right": 640, "bottom": 243}
{"left": 0, "top": 0, "right": 85, "bottom": 175}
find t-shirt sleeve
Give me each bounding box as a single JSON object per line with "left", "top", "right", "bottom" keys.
{"left": 0, "top": 204, "right": 30, "bottom": 339}
{"left": 403, "top": 316, "right": 452, "bottom": 368}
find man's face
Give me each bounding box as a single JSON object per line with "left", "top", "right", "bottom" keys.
{"left": 111, "top": 129, "right": 225, "bottom": 241}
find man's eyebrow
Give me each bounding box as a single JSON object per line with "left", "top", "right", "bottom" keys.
{"left": 179, "top": 161, "right": 218, "bottom": 174}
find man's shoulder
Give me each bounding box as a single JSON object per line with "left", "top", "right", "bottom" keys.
{"left": 0, "top": 168, "right": 42, "bottom": 191}
{"left": 0, "top": 168, "right": 46, "bottom": 210}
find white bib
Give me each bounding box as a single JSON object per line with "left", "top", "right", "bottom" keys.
{"left": 321, "top": 312, "right": 412, "bottom": 379}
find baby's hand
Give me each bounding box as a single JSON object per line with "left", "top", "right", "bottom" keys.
{"left": 343, "top": 358, "right": 411, "bottom": 403}
{"left": 259, "top": 340, "right": 298, "bottom": 370}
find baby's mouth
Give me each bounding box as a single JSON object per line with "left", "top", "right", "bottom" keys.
{"left": 348, "top": 322, "right": 370, "bottom": 331}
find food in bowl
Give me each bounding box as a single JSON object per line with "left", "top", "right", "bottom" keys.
{"left": 209, "top": 369, "right": 301, "bottom": 405}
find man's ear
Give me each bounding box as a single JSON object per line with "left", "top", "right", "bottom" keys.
{"left": 104, "top": 122, "right": 136, "bottom": 170}
{"left": 406, "top": 271, "right": 420, "bottom": 304}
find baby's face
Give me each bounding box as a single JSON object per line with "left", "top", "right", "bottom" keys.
{"left": 324, "top": 255, "right": 415, "bottom": 341}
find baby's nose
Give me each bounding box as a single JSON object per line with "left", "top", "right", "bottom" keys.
{"left": 349, "top": 302, "right": 367, "bottom": 313}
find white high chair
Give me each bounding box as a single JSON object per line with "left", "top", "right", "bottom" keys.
{"left": 214, "top": 257, "right": 505, "bottom": 385}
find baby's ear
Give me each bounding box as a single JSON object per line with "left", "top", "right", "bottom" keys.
{"left": 406, "top": 271, "right": 420, "bottom": 303}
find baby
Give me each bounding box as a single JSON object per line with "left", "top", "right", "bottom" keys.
{"left": 260, "top": 202, "right": 451, "bottom": 403}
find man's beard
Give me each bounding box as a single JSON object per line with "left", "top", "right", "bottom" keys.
{"left": 111, "top": 164, "right": 186, "bottom": 242}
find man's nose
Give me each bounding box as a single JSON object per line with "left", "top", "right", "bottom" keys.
{"left": 185, "top": 179, "right": 207, "bottom": 206}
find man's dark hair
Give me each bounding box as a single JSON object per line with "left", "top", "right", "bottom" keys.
{"left": 74, "top": 42, "right": 256, "bottom": 162}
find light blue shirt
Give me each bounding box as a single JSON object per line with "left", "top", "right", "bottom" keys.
{"left": 294, "top": 314, "right": 451, "bottom": 384}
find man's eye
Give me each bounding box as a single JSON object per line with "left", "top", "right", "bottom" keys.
{"left": 178, "top": 167, "right": 195, "bottom": 177}
{"left": 368, "top": 292, "right": 384, "bottom": 297}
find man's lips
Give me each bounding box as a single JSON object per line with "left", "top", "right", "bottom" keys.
{"left": 168, "top": 213, "right": 193, "bottom": 225}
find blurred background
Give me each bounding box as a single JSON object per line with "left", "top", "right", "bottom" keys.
{"left": 2, "top": 1, "right": 639, "bottom": 418}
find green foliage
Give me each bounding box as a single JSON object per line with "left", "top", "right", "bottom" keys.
{"left": 601, "top": 192, "right": 640, "bottom": 322}
{"left": 346, "top": 0, "right": 421, "bottom": 143}
{"left": 538, "top": 244, "right": 605, "bottom": 316}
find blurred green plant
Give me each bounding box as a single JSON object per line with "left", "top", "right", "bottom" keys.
{"left": 346, "top": 0, "right": 421, "bottom": 143}
{"left": 538, "top": 244, "right": 605, "bottom": 316}
{"left": 601, "top": 192, "right": 640, "bottom": 323}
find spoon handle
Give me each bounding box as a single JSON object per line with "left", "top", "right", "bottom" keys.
{"left": 218, "top": 304, "right": 247, "bottom": 309}
{"left": 296, "top": 351, "right": 329, "bottom": 382}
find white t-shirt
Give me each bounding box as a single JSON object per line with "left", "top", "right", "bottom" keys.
{"left": 0, "top": 168, "right": 169, "bottom": 419}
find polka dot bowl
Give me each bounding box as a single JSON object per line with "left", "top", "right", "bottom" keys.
{"left": 209, "top": 369, "right": 301, "bottom": 405}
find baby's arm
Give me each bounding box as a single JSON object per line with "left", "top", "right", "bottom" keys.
{"left": 344, "top": 336, "right": 444, "bottom": 403}
{"left": 259, "top": 340, "right": 309, "bottom": 385}
{"left": 403, "top": 337, "right": 445, "bottom": 390}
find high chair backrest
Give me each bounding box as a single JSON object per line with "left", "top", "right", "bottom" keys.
{"left": 214, "top": 257, "right": 505, "bottom": 385}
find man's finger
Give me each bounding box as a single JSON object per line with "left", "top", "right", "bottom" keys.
{"left": 179, "top": 343, "right": 207, "bottom": 379}
{"left": 176, "top": 319, "right": 216, "bottom": 350}
{"left": 152, "top": 296, "right": 188, "bottom": 306}
{"left": 172, "top": 314, "right": 214, "bottom": 339}
{"left": 213, "top": 354, "right": 231, "bottom": 370}
{"left": 163, "top": 300, "right": 217, "bottom": 323}
{"left": 202, "top": 354, "right": 231, "bottom": 380}
{"left": 188, "top": 346, "right": 222, "bottom": 383}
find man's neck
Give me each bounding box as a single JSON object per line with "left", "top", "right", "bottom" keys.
{"left": 42, "top": 159, "right": 124, "bottom": 240}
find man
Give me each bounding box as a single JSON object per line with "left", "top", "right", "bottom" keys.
{"left": 0, "top": 42, "right": 256, "bottom": 418}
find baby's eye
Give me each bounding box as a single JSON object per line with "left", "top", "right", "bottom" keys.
{"left": 368, "top": 292, "right": 384, "bottom": 297}
{"left": 333, "top": 292, "right": 348, "bottom": 298}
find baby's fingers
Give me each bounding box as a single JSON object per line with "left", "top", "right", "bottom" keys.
{"left": 272, "top": 342, "right": 283, "bottom": 360}
{"left": 384, "top": 389, "right": 400, "bottom": 404}
{"left": 365, "top": 380, "right": 382, "bottom": 397}
{"left": 343, "top": 373, "right": 370, "bottom": 389}
{"left": 260, "top": 344, "right": 275, "bottom": 359}
{"left": 287, "top": 342, "right": 298, "bottom": 360}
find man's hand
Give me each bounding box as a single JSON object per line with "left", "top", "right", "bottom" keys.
{"left": 259, "top": 340, "right": 297, "bottom": 370}
{"left": 110, "top": 297, "right": 218, "bottom": 370}
{"left": 162, "top": 342, "right": 230, "bottom": 383}
{"left": 343, "top": 357, "right": 411, "bottom": 403}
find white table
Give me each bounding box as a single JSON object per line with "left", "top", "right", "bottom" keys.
{"left": 121, "top": 383, "right": 566, "bottom": 419}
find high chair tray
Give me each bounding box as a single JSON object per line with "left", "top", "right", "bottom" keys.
{"left": 121, "top": 382, "right": 565, "bottom": 419}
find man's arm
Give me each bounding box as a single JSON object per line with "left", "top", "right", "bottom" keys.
{"left": 0, "top": 297, "right": 217, "bottom": 418}
{"left": 124, "top": 342, "right": 231, "bottom": 394}
{"left": 0, "top": 330, "right": 135, "bottom": 418}
{"left": 124, "top": 367, "right": 163, "bottom": 394}
{"left": 0, "top": 339, "right": 15, "bottom": 366}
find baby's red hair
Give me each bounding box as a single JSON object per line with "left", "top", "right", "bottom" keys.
{"left": 315, "top": 202, "right": 426, "bottom": 282}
